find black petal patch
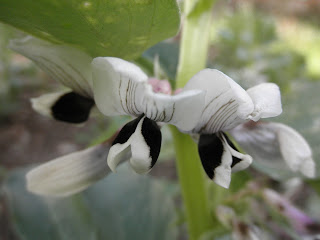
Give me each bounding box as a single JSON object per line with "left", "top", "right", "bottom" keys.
{"left": 52, "top": 92, "right": 94, "bottom": 123}
{"left": 222, "top": 133, "right": 241, "bottom": 168}
{"left": 198, "top": 134, "right": 224, "bottom": 179}
{"left": 112, "top": 115, "right": 144, "bottom": 145}
{"left": 141, "top": 118, "right": 162, "bottom": 168}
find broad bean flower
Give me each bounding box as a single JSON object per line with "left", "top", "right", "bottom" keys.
{"left": 182, "top": 69, "right": 283, "bottom": 188}
{"left": 231, "top": 121, "right": 315, "bottom": 179}
{"left": 10, "top": 36, "right": 205, "bottom": 196}
{"left": 183, "top": 70, "right": 315, "bottom": 188}
{"left": 9, "top": 36, "right": 315, "bottom": 197}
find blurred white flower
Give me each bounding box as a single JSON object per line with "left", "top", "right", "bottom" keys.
{"left": 231, "top": 121, "right": 315, "bottom": 178}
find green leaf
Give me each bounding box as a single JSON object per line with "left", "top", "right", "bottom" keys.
{"left": 187, "top": 0, "right": 216, "bottom": 18}
{"left": 2, "top": 168, "right": 62, "bottom": 240}
{"left": 0, "top": 0, "right": 180, "bottom": 59}
{"left": 2, "top": 165, "right": 178, "bottom": 240}
{"left": 83, "top": 165, "right": 178, "bottom": 240}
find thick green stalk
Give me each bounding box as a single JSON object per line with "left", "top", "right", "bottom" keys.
{"left": 175, "top": 1, "right": 213, "bottom": 88}
{"left": 171, "top": 127, "right": 212, "bottom": 240}
{"left": 171, "top": 1, "right": 216, "bottom": 239}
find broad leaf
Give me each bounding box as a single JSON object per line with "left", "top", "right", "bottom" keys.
{"left": 187, "top": 0, "right": 216, "bottom": 18}
{"left": 2, "top": 164, "right": 178, "bottom": 240}
{"left": 0, "top": 0, "right": 180, "bottom": 59}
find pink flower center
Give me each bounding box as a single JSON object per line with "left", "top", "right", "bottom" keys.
{"left": 148, "top": 78, "right": 172, "bottom": 95}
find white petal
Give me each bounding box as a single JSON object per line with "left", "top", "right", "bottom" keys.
{"left": 231, "top": 153, "right": 252, "bottom": 172}
{"left": 91, "top": 57, "right": 147, "bottom": 117}
{"left": 31, "top": 91, "right": 69, "bottom": 118}
{"left": 9, "top": 36, "right": 93, "bottom": 97}
{"left": 107, "top": 142, "right": 131, "bottom": 172}
{"left": 92, "top": 57, "right": 205, "bottom": 130}
{"left": 184, "top": 69, "right": 254, "bottom": 133}
{"left": 246, "top": 83, "right": 282, "bottom": 121}
{"left": 231, "top": 121, "right": 315, "bottom": 178}
{"left": 142, "top": 88, "right": 205, "bottom": 131}
{"left": 214, "top": 143, "right": 232, "bottom": 189}
{"left": 220, "top": 134, "right": 252, "bottom": 172}
{"left": 129, "top": 117, "right": 154, "bottom": 174}
{"left": 276, "top": 123, "right": 315, "bottom": 178}
{"left": 26, "top": 144, "right": 110, "bottom": 197}
{"left": 226, "top": 78, "right": 254, "bottom": 120}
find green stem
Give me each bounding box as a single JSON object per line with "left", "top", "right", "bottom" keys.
{"left": 170, "top": 1, "right": 217, "bottom": 239}
{"left": 171, "top": 127, "right": 213, "bottom": 240}
{"left": 175, "top": 1, "right": 213, "bottom": 88}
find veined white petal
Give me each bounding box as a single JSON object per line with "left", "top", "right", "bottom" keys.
{"left": 92, "top": 57, "right": 205, "bottom": 130}
{"left": 31, "top": 91, "right": 69, "bottom": 118}
{"left": 184, "top": 69, "right": 254, "bottom": 133}
{"left": 9, "top": 36, "right": 93, "bottom": 97}
{"left": 26, "top": 144, "right": 110, "bottom": 197}
{"left": 246, "top": 83, "right": 282, "bottom": 121}
{"left": 142, "top": 88, "right": 205, "bottom": 131}
{"left": 231, "top": 121, "right": 315, "bottom": 178}
{"left": 107, "top": 116, "right": 161, "bottom": 174}
{"left": 92, "top": 57, "right": 147, "bottom": 117}
{"left": 226, "top": 78, "right": 254, "bottom": 120}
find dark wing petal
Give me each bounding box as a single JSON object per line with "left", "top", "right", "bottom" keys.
{"left": 52, "top": 92, "right": 94, "bottom": 123}
{"left": 141, "top": 117, "right": 162, "bottom": 168}
{"left": 198, "top": 134, "right": 224, "bottom": 179}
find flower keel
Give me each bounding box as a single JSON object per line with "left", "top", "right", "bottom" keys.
{"left": 108, "top": 116, "right": 162, "bottom": 174}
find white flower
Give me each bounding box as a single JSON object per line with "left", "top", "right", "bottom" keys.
{"left": 182, "top": 69, "right": 283, "bottom": 188}
{"left": 230, "top": 121, "right": 315, "bottom": 179}
{"left": 10, "top": 36, "right": 206, "bottom": 197}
